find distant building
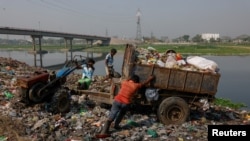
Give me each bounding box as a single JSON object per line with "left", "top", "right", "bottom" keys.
{"left": 201, "top": 33, "right": 220, "bottom": 41}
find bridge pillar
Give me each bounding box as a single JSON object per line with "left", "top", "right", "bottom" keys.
{"left": 31, "top": 35, "right": 43, "bottom": 67}
{"left": 64, "top": 37, "right": 73, "bottom": 61}
{"left": 86, "top": 39, "right": 93, "bottom": 47}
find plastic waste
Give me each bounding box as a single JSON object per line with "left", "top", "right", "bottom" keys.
{"left": 80, "top": 108, "right": 87, "bottom": 116}
{"left": 145, "top": 88, "right": 159, "bottom": 102}
{"left": 199, "top": 99, "right": 209, "bottom": 111}
{"left": 178, "top": 137, "right": 184, "bottom": 141}
{"left": 0, "top": 136, "right": 7, "bottom": 141}
{"left": 147, "top": 129, "right": 158, "bottom": 138}
{"left": 156, "top": 60, "right": 165, "bottom": 67}
{"left": 75, "top": 120, "right": 82, "bottom": 130}
{"left": 127, "top": 120, "right": 139, "bottom": 127}
{"left": 3, "top": 66, "right": 15, "bottom": 75}
{"left": 4, "top": 91, "right": 14, "bottom": 99}
{"left": 186, "top": 56, "right": 219, "bottom": 73}
{"left": 187, "top": 125, "right": 196, "bottom": 132}
{"left": 10, "top": 78, "right": 17, "bottom": 86}
{"left": 244, "top": 113, "right": 250, "bottom": 121}
{"left": 147, "top": 46, "right": 156, "bottom": 51}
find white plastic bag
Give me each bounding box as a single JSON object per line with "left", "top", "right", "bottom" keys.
{"left": 145, "top": 88, "right": 159, "bottom": 102}
{"left": 186, "top": 56, "right": 219, "bottom": 72}
{"left": 156, "top": 60, "right": 165, "bottom": 67}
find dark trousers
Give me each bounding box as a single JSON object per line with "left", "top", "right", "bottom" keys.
{"left": 108, "top": 100, "right": 129, "bottom": 126}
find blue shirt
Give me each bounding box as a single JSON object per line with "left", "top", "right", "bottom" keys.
{"left": 81, "top": 64, "right": 94, "bottom": 79}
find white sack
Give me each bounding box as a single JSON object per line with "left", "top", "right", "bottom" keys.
{"left": 156, "top": 60, "right": 165, "bottom": 67}
{"left": 186, "top": 56, "right": 219, "bottom": 72}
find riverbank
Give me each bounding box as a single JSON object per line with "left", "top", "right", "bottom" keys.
{"left": 1, "top": 43, "right": 250, "bottom": 56}
{"left": 83, "top": 43, "right": 250, "bottom": 56}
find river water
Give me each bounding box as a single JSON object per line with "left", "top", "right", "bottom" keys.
{"left": 1, "top": 50, "right": 250, "bottom": 110}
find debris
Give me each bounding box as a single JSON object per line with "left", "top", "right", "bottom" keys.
{"left": 0, "top": 56, "right": 249, "bottom": 141}
{"left": 3, "top": 91, "right": 13, "bottom": 99}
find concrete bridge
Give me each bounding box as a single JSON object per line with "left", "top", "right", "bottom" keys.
{"left": 0, "top": 27, "right": 110, "bottom": 46}
{"left": 0, "top": 27, "right": 111, "bottom": 67}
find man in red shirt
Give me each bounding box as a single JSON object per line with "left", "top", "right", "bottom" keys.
{"left": 99, "top": 74, "right": 155, "bottom": 136}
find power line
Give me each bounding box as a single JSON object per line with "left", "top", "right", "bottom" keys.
{"left": 26, "top": 0, "right": 134, "bottom": 24}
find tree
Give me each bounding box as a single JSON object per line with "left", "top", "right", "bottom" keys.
{"left": 192, "top": 34, "right": 203, "bottom": 43}
{"left": 182, "top": 35, "right": 190, "bottom": 42}
{"left": 209, "top": 37, "right": 216, "bottom": 43}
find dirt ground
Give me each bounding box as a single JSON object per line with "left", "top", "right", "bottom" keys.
{"left": 0, "top": 96, "right": 32, "bottom": 141}
{"left": 0, "top": 116, "right": 30, "bottom": 141}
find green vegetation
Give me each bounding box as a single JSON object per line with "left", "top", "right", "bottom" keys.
{"left": 137, "top": 43, "right": 250, "bottom": 55}
{"left": 214, "top": 98, "right": 247, "bottom": 110}
{"left": 82, "top": 43, "right": 250, "bottom": 55}
{"left": 1, "top": 43, "right": 250, "bottom": 55}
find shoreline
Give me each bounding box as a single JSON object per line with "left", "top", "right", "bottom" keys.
{"left": 1, "top": 43, "right": 250, "bottom": 56}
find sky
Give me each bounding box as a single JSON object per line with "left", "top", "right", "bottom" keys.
{"left": 0, "top": 0, "right": 250, "bottom": 40}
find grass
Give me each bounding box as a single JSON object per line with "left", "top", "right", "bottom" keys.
{"left": 2, "top": 43, "right": 250, "bottom": 55}
{"left": 214, "top": 98, "right": 247, "bottom": 110}
{"left": 70, "top": 43, "right": 250, "bottom": 55}
{"left": 138, "top": 43, "right": 250, "bottom": 55}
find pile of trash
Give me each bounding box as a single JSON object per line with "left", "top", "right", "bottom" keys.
{"left": 64, "top": 73, "right": 112, "bottom": 93}
{"left": 0, "top": 56, "right": 249, "bottom": 141}
{"left": 135, "top": 47, "right": 220, "bottom": 73}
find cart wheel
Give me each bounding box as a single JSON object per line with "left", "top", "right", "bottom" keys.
{"left": 157, "top": 97, "right": 190, "bottom": 125}
{"left": 50, "top": 88, "right": 70, "bottom": 113}
{"left": 29, "top": 82, "right": 45, "bottom": 103}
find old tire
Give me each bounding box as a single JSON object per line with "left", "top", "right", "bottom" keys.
{"left": 50, "top": 88, "right": 70, "bottom": 113}
{"left": 157, "top": 97, "right": 190, "bottom": 125}
{"left": 29, "top": 82, "right": 45, "bottom": 103}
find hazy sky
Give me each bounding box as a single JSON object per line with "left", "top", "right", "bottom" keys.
{"left": 0, "top": 0, "right": 250, "bottom": 39}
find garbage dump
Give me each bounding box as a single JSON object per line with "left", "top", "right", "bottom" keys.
{"left": 0, "top": 53, "right": 249, "bottom": 141}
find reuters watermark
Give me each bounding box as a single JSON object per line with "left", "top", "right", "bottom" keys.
{"left": 208, "top": 125, "right": 249, "bottom": 140}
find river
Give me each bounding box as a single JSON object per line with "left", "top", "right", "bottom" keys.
{"left": 1, "top": 50, "right": 250, "bottom": 110}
